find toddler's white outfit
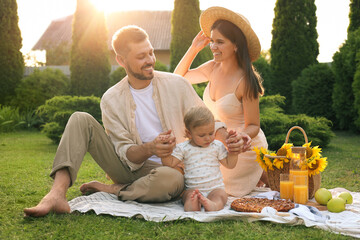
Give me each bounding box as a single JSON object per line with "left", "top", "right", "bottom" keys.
{"left": 171, "top": 140, "right": 227, "bottom": 196}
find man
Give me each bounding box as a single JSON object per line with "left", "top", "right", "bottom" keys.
{"left": 24, "top": 26, "right": 245, "bottom": 217}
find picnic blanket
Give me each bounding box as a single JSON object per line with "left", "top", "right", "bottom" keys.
{"left": 69, "top": 187, "right": 360, "bottom": 238}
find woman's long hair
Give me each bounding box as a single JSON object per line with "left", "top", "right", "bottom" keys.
{"left": 211, "top": 20, "right": 264, "bottom": 100}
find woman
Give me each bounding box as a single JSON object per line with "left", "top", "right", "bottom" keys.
{"left": 174, "top": 6, "right": 268, "bottom": 197}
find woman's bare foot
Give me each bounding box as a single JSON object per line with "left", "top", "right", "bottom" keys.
{"left": 80, "top": 181, "right": 125, "bottom": 195}
{"left": 23, "top": 191, "right": 70, "bottom": 217}
{"left": 257, "top": 171, "right": 269, "bottom": 187}
{"left": 184, "top": 189, "right": 201, "bottom": 211}
{"left": 256, "top": 180, "right": 266, "bottom": 187}
{"left": 197, "top": 193, "right": 221, "bottom": 211}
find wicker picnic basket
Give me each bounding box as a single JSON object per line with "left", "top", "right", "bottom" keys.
{"left": 265, "top": 126, "right": 321, "bottom": 199}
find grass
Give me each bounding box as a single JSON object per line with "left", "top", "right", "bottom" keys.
{"left": 0, "top": 130, "right": 359, "bottom": 239}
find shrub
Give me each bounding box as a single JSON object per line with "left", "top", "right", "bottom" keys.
{"left": 260, "top": 95, "right": 334, "bottom": 150}
{"left": 292, "top": 63, "right": 336, "bottom": 123}
{"left": 109, "top": 67, "right": 127, "bottom": 87}
{"left": 12, "top": 68, "right": 69, "bottom": 111}
{"left": 192, "top": 83, "right": 207, "bottom": 99}
{"left": 0, "top": 105, "right": 24, "bottom": 132}
{"left": 0, "top": 105, "right": 43, "bottom": 132}
{"left": 155, "top": 61, "right": 169, "bottom": 72}
{"left": 37, "top": 95, "right": 101, "bottom": 143}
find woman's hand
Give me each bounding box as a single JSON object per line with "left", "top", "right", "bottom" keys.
{"left": 191, "top": 31, "right": 211, "bottom": 53}
{"left": 226, "top": 130, "right": 252, "bottom": 154}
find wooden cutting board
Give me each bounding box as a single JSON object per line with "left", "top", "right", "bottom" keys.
{"left": 306, "top": 201, "right": 327, "bottom": 211}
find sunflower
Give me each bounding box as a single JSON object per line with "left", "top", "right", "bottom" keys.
{"left": 273, "top": 156, "right": 285, "bottom": 169}
{"left": 307, "top": 157, "right": 328, "bottom": 176}
{"left": 264, "top": 153, "right": 274, "bottom": 171}
{"left": 277, "top": 143, "right": 293, "bottom": 159}
{"left": 253, "top": 147, "right": 268, "bottom": 171}
{"left": 303, "top": 142, "right": 322, "bottom": 158}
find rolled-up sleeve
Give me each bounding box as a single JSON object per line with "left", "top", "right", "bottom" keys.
{"left": 101, "top": 89, "right": 144, "bottom": 171}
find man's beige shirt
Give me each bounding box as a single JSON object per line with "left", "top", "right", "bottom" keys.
{"left": 101, "top": 71, "right": 205, "bottom": 171}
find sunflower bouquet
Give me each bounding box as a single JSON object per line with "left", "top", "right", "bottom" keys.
{"left": 253, "top": 142, "right": 328, "bottom": 177}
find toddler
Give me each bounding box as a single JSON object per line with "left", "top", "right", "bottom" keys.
{"left": 161, "top": 106, "right": 239, "bottom": 211}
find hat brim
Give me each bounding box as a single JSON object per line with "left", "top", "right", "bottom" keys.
{"left": 200, "top": 6, "right": 261, "bottom": 62}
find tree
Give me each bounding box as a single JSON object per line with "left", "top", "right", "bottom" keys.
{"left": 353, "top": 42, "right": 360, "bottom": 130}
{"left": 169, "top": 0, "right": 212, "bottom": 72}
{"left": 270, "top": 0, "right": 318, "bottom": 111}
{"left": 0, "top": 0, "right": 24, "bottom": 105}
{"left": 253, "top": 51, "right": 274, "bottom": 95}
{"left": 332, "top": 30, "right": 360, "bottom": 131}
{"left": 70, "top": 0, "right": 110, "bottom": 97}
{"left": 348, "top": 0, "right": 360, "bottom": 33}
{"left": 332, "top": 1, "right": 360, "bottom": 131}
{"left": 291, "top": 63, "right": 336, "bottom": 123}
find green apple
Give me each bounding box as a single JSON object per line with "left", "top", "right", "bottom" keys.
{"left": 338, "top": 192, "right": 353, "bottom": 204}
{"left": 327, "top": 197, "right": 346, "bottom": 213}
{"left": 315, "top": 188, "right": 332, "bottom": 205}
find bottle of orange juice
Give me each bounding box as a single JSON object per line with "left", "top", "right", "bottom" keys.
{"left": 289, "top": 146, "right": 308, "bottom": 204}
{"left": 289, "top": 146, "right": 308, "bottom": 181}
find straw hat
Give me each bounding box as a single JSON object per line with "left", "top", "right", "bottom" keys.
{"left": 200, "top": 6, "right": 261, "bottom": 62}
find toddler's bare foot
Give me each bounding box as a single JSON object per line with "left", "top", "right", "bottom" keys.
{"left": 198, "top": 193, "right": 221, "bottom": 212}
{"left": 80, "top": 181, "right": 125, "bottom": 195}
{"left": 24, "top": 191, "right": 70, "bottom": 217}
{"left": 184, "top": 189, "right": 201, "bottom": 211}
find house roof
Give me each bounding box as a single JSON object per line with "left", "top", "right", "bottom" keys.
{"left": 32, "top": 11, "right": 172, "bottom": 51}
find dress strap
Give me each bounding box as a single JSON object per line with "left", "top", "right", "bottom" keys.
{"left": 234, "top": 75, "right": 246, "bottom": 94}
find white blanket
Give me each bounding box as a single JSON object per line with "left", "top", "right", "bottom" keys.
{"left": 69, "top": 187, "right": 360, "bottom": 238}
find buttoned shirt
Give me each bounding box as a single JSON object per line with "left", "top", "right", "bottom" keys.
{"left": 101, "top": 71, "right": 205, "bottom": 171}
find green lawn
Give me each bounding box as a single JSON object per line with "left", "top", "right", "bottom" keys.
{"left": 0, "top": 131, "right": 359, "bottom": 239}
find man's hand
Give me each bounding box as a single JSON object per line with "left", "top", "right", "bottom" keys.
{"left": 226, "top": 130, "right": 252, "bottom": 154}
{"left": 152, "top": 130, "right": 176, "bottom": 158}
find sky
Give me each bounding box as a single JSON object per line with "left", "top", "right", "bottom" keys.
{"left": 17, "top": 0, "right": 350, "bottom": 63}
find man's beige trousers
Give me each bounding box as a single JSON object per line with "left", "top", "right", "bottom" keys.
{"left": 50, "top": 112, "right": 184, "bottom": 202}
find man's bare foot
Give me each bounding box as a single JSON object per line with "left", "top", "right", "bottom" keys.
{"left": 184, "top": 189, "right": 201, "bottom": 211}
{"left": 198, "top": 193, "right": 221, "bottom": 211}
{"left": 80, "top": 181, "right": 125, "bottom": 195}
{"left": 24, "top": 192, "right": 70, "bottom": 217}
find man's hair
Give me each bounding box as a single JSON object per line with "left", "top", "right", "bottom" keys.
{"left": 184, "top": 106, "right": 214, "bottom": 131}
{"left": 112, "top": 25, "right": 149, "bottom": 56}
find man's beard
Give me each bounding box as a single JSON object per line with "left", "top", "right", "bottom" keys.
{"left": 127, "top": 64, "right": 154, "bottom": 80}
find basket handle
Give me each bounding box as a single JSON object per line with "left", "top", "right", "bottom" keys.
{"left": 264, "top": 126, "right": 308, "bottom": 159}
{"left": 285, "top": 126, "right": 308, "bottom": 144}
{"left": 264, "top": 155, "right": 286, "bottom": 159}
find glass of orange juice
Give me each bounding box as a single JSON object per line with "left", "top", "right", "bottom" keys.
{"left": 293, "top": 175, "right": 308, "bottom": 204}
{"left": 280, "top": 174, "right": 293, "bottom": 201}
